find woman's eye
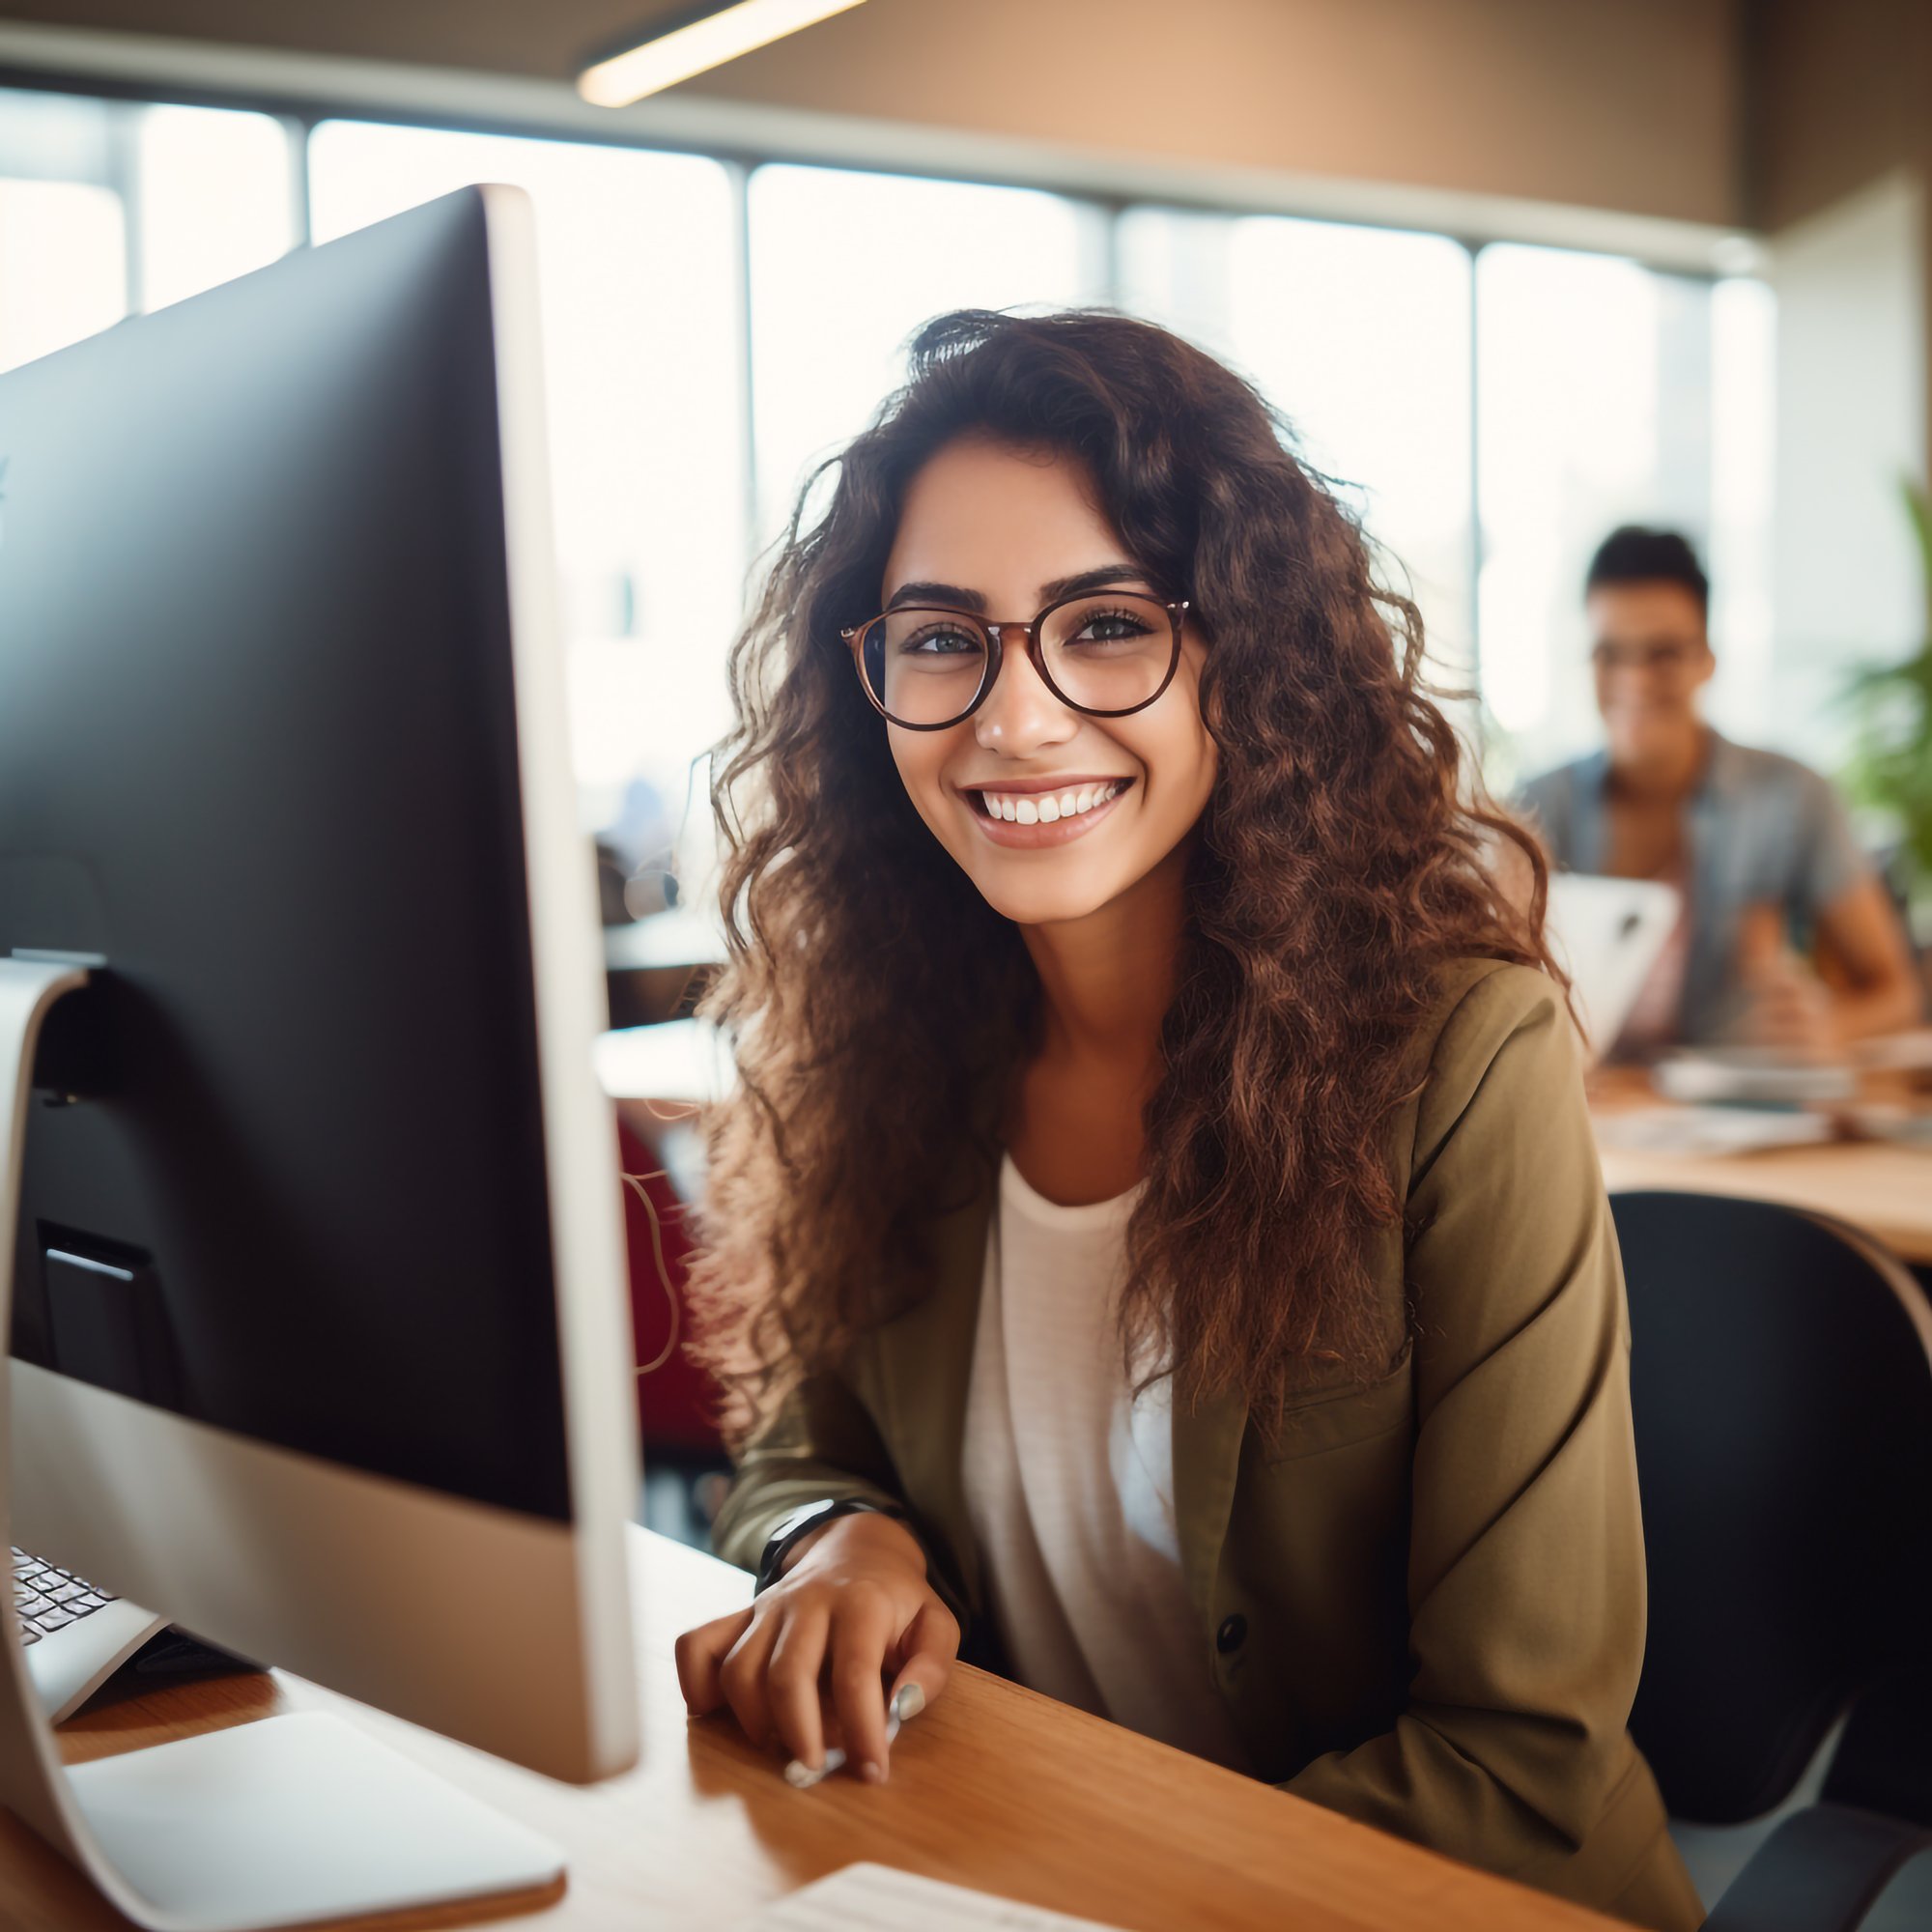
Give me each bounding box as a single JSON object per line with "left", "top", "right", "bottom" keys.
{"left": 1070, "top": 610, "right": 1153, "bottom": 645}
{"left": 901, "top": 626, "right": 983, "bottom": 655}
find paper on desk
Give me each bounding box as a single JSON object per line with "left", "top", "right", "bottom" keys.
{"left": 1650, "top": 1050, "right": 1856, "bottom": 1106}
{"left": 748, "top": 1863, "right": 1130, "bottom": 1932}
{"left": 1595, "top": 1105, "right": 1835, "bottom": 1158}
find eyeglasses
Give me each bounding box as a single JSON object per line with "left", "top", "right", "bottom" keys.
{"left": 841, "top": 591, "right": 1189, "bottom": 731}
{"left": 1590, "top": 639, "right": 1708, "bottom": 675}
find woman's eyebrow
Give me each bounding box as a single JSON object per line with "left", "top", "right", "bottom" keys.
{"left": 1037, "top": 564, "right": 1151, "bottom": 604}
{"left": 886, "top": 581, "right": 986, "bottom": 611}
{"left": 883, "top": 564, "right": 1151, "bottom": 613}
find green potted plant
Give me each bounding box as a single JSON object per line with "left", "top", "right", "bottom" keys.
{"left": 1842, "top": 477, "right": 1932, "bottom": 954}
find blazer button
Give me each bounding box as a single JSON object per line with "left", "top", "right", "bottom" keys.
{"left": 1215, "top": 1613, "right": 1247, "bottom": 1655}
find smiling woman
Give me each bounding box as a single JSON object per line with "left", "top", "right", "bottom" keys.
{"left": 851, "top": 450, "right": 1213, "bottom": 930}
{"left": 674, "top": 309, "right": 1704, "bottom": 1932}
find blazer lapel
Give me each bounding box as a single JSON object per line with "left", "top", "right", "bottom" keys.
{"left": 1171, "top": 1386, "right": 1249, "bottom": 1636}
{"left": 869, "top": 1157, "right": 998, "bottom": 1614}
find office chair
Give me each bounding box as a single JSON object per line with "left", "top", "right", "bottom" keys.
{"left": 618, "top": 1121, "right": 729, "bottom": 1546}
{"left": 1612, "top": 1191, "right": 1932, "bottom": 1932}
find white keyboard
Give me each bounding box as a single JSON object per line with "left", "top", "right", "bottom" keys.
{"left": 12, "top": 1546, "right": 168, "bottom": 1723}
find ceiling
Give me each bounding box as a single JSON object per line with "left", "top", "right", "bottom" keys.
{"left": 4, "top": 0, "right": 710, "bottom": 77}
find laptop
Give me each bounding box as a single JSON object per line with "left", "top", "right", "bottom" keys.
{"left": 1543, "top": 873, "right": 1682, "bottom": 1063}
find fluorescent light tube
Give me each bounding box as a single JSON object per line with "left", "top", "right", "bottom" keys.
{"left": 578, "top": 0, "right": 870, "bottom": 107}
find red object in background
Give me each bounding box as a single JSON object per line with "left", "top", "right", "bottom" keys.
{"left": 617, "top": 1122, "right": 723, "bottom": 1453}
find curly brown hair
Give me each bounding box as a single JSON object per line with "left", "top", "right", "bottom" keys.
{"left": 686, "top": 308, "right": 1556, "bottom": 1444}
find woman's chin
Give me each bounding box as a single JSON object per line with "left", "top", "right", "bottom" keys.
{"left": 966, "top": 866, "right": 1122, "bottom": 928}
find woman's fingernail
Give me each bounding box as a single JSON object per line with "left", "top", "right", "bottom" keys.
{"left": 783, "top": 1746, "right": 844, "bottom": 1790}
{"left": 859, "top": 1759, "right": 885, "bottom": 1783}
{"left": 893, "top": 1684, "right": 925, "bottom": 1722}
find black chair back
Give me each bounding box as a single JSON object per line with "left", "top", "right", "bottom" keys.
{"left": 1612, "top": 1191, "right": 1932, "bottom": 1826}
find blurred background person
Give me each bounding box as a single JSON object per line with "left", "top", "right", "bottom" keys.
{"left": 1519, "top": 526, "right": 1921, "bottom": 1058}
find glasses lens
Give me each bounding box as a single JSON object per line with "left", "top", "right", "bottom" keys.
{"left": 1040, "top": 593, "right": 1176, "bottom": 714}
{"left": 863, "top": 609, "right": 991, "bottom": 724}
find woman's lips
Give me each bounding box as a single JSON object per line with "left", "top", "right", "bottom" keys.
{"left": 963, "top": 780, "right": 1133, "bottom": 849}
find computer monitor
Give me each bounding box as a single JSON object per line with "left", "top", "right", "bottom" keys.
{"left": 0, "top": 185, "right": 641, "bottom": 1928}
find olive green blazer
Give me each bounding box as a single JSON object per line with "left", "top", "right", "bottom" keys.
{"left": 712, "top": 961, "right": 1703, "bottom": 1932}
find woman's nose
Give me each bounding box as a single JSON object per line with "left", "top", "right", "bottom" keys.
{"left": 974, "top": 632, "right": 1077, "bottom": 754}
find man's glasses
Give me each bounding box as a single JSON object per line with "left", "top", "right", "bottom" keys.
{"left": 841, "top": 591, "right": 1189, "bottom": 731}
{"left": 1590, "top": 639, "right": 1708, "bottom": 675}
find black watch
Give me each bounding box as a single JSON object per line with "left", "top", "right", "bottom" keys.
{"left": 753, "top": 1497, "right": 909, "bottom": 1596}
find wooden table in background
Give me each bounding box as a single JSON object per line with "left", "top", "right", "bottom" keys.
{"left": 1590, "top": 1065, "right": 1932, "bottom": 1266}
{"left": 2, "top": 1530, "right": 1627, "bottom": 1932}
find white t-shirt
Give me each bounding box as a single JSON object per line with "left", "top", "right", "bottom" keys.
{"left": 959, "top": 1152, "right": 1250, "bottom": 1771}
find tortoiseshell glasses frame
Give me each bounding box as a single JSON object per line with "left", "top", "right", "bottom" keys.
{"left": 838, "top": 592, "right": 1190, "bottom": 732}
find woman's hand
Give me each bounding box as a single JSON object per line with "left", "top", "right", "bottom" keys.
{"left": 674, "top": 1511, "right": 959, "bottom": 1782}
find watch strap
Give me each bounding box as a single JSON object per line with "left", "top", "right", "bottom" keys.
{"left": 753, "top": 1496, "right": 905, "bottom": 1596}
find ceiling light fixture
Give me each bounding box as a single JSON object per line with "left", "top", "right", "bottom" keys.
{"left": 578, "top": 0, "right": 870, "bottom": 108}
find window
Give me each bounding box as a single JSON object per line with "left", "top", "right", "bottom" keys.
{"left": 308, "top": 122, "right": 747, "bottom": 837}
{"left": 1121, "top": 212, "right": 1474, "bottom": 668}
{"left": 0, "top": 91, "right": 297, "bottom": 374}
{"left": 0, "top": 88, "right": 128, "bottom": 373}
{"left": 137, "top": 105, "right": 294, "bottom": 312}
{"left": 1706, "top": 275, "right": 1777, "bottom": 747}
{"left": 0, "top": 81, "right": 1779, "bottom": 848}
{"left": 0, "top": 175, "right": 125, "bottom": 373}
{"left": 747, "top": 165, "right": 1107, "bottom": 543}
{"left": 1474, "top": 245, "right": 1719, "bottom": 781}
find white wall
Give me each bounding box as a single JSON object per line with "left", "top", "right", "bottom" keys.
{"left": 1761, "top": 172, "right": 1927, "bottom": 769}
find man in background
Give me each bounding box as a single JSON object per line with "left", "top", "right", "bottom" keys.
{"left": 1518, "top": 526, "right": 1921, "bottom": 1056}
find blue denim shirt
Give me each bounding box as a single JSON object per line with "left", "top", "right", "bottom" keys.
{"left": 1517, "top": 731, "right": 1868, "bottom": 1043}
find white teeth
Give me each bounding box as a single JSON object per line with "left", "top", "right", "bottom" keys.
{"left": 978, "top": 780, "right": 1125, "bottom": 825}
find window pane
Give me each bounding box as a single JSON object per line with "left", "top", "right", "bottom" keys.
{"left": 1708, "top": 275, "right": 1776, "bottom": 746}
{"left": 0, "top": 84, "right": 118, "bottom": 183}
{"left": 309, "top": 123, "right": 747, "bottom": 832}
{"left": 0, "top": 177, "right": 126, "bottom": 372}
{"left": 747, "top": 165, "right": 1105, "bottom": 542}
{"left": 1120, "top": 210, "right": 1474, "bottom": 676}
{"left": 1232, "top": 220, "right": 1474, "bottom": 668}
{"left": 1475, "top": 244, "right": 1717, "bottom": 773}
{"left": 1117, "top": 204, "right": 1239, "bottom": 364}
{"left": 138, "top": 104, "right": 294, "bottom": 311}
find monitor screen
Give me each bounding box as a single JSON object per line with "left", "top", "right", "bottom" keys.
{"left": 1, "top": 193, "right": 576, "bottom": 1523}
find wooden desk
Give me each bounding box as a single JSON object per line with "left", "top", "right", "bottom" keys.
{"left": 1591, "top": 1069, "right": 1932, "bottom": 1265}
{"left": 4, "top": 1530, "right": 1623, "bottom": 1932}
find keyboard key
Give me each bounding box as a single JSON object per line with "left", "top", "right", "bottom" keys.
{"left": 18, "top": 1630, "right": 40, "bottom": 1645}
{"left": 12, "top": 1550, "right": 114, "bottom": 1625}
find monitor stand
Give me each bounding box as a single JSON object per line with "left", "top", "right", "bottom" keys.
{"left": 0, "top": 956, "right": 568, "bottom": 1931}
